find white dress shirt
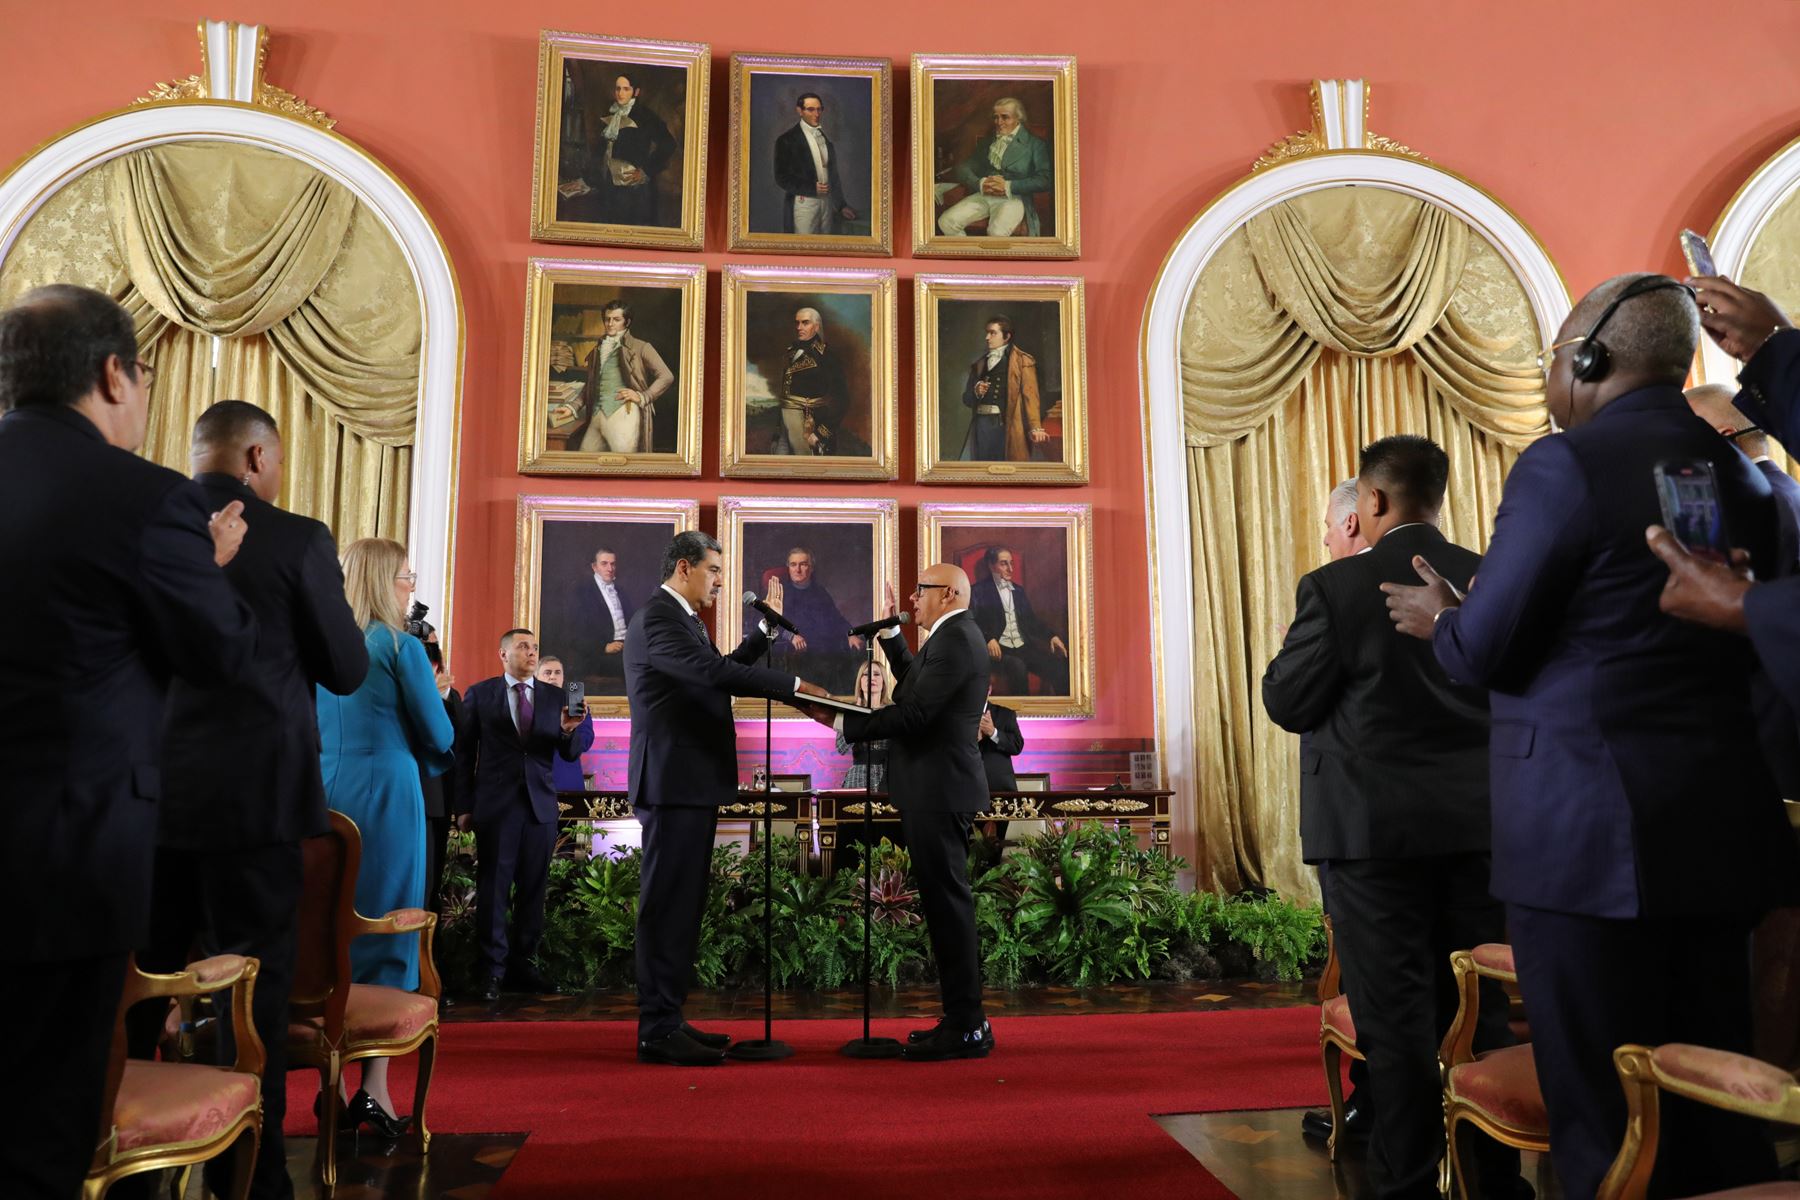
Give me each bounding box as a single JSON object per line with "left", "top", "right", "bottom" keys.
{"left": 594, "top": 573, "right": 627, "bottom": 639}
{"left": 800, "top": 121, "right": 830, "bottom": 183}
{"left": 987, "top": 132, "right": 1017, "bottom": 196}
{"left": 990, "top": 576, "right": 1025, "bottom": 648}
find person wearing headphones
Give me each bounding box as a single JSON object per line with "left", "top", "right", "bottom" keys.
{"left": 1383, "top": 274, "right": 1795, "bottom": 1198}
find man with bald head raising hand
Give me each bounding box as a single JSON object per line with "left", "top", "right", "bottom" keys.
{"left": 803, "top": 564, "right": 993, "bottom": 1060}
{"left": 1384, "top": 274, "right": 1795, "bottom": 1197}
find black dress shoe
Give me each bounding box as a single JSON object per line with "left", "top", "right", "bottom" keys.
{"left": 502, "top": 965, "right": 552, "bottom": 994}
{"left": 345, "top": 1088, "right": 411, "bottom": 1140}
{"left": 902, "top": 1019, "right": 994, "bottom": 1061}
{"left": 906, "top": 1018, "right": 948, "bottom": 1045}
{"left": 638, "top": 1029, "right": 726, "bottom": 1067}
{"left": 480, "top": 976, "right": 501, "bottom": 1003}
{"left": 680, "top": 1022, "right": 732, "bottom": 1050}
{"left": 1300, "top": 1099, "right": 1371, "bottom": 1142}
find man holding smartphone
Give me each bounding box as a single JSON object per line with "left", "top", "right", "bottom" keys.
{"left": 1383, "top": 274, "right": 1794, "bottom": 1197}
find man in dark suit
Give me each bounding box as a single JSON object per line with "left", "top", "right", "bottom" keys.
{"left": 970, "top": 545, "right": 1070, "bottom": 696}
{"left": 976, "top": 687, "right": 1024, "bottom": 844}
{"left": 626, "top": 531, "right": 827, "bottom": 1065}
{"left": 453, "top": 628, "right": 594, "bottom": 1002}
{"left": 1387, "top": 275, "right": 1796, "bottom": 1198}
{"left": 584, "top": 73, "right": 677, "bottom": 228}
{"left": 807, "top": 565, "right": 994, "bottom": 1061}
{"left": 773, "top": 307, "right": 849, "bottom": 456}
{"left": 0, "top": 285, "right": 257, "bottom": 1200}
{"left": 128, "top": 401, "right": 368, "bottom": 1200}
{"left": 773, "top": 92, "right": 858, "bottom": 234}
{"left": 1264, "top": 436, "right": 1516, "bottom": 1199}
{"left": 567, "top": 546, "right": 630, "bottom": 685}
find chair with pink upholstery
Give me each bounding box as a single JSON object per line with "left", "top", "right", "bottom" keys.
{"left": 85, "top": 954, "right": 264, "bottom": 1200}
{"left": 1316, "top": 916, "right": 1365, "bottom": 1161}
{"left": 1439, "top": 943, "right": 1549, "bottom": 1198}
{"left": 289, "top": 810, "right": 441, "bottom": 1190}
{"left": 1597, "top": 1043, "right": 1800, "bottom": 1199}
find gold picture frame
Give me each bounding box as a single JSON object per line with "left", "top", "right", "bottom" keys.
{"left": 719, "top": 265, "right": 898, "bottom": 480}
{"left": 530, "top": 31, "right": 710, "bottom": 250}
{"left": 919, "top": 502, "right": 1093, "bottom": 717}
{"left": 718, "top": 495, "right": 899, "bottom": 716}
{"left": 517, "top": 257, "right": 705, "bottom": 477}
{"left": 515, "top": 495, "right": 701, "bottom": 716}
{"left": 911, "top": 53, "right": 1080, "bottom": 259}
{"left": 915, "top": 273, "right": 1088, "bottom": 484}
{"left": 727, "top": 53, "right": 892, "bottom": 257}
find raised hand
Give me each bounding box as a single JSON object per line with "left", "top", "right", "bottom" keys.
{"left": 764, "top": 575, "right": 784, "bottom": 616}
{"left": 208, "top": 500, "right": 248, "bottom": 567}
{"left": 884, "top": 582, "right": 899, "bottom": 618}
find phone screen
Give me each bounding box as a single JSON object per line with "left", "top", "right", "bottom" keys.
{"left": 1679, "top": 228, "right": 1716, "bottom": 278}
{"left": 566, "top": 681, "right": 586, "bottom": 716}
{"left": 1654, "top": 461, "right": 1731, "bottom": 562}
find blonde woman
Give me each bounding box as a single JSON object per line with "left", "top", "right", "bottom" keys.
{"left": 315, "top": 538, "right": 455, "bottom": 1136}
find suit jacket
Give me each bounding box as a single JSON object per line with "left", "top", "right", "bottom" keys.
{"left": 1432, "top": 385, "right": 1797, "bottom": 918}
{"left": 0, "top": 406, "right": 257, "bottom": 960}
{"left": 587, "top": 103, "right": 675, "bottom": 186}
{"left": 979, "top": 700, "right": 1023, "bottom": 791}
{"left": 962, "top": 345, "right": 1044, "bottom": 462}
{"left": 623, "top": 588, "right": 794, "bottom": 808}
{"left": 840, "top": 612, "right": 989, "bottom": 813}
{"left": 969, "top": 575, "right": 1059, "bottom": 650}
{"left": 1262, "top": 525, "right": 1490, "bottom": 863}
{"left": 159, "top": 475, "right": 369, "bottom": 850}
{"left": 1755, "top": 458, "right": 1800, "bottom": 575}
{"left": 1736, "top": 334, "right": 1800, "bottom": 713}
{"left": 774, "top": 123, "right": 851, "bottom": 233}
{"left": 452, "top": 675, "right": 594, "bottom": 825}
{"left": 419, "top": 686, "right": 462, "bottom": 820}
{"left": 567, "top": 574, "right": 631, "bottom": 681}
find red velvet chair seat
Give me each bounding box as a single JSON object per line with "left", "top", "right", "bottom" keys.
{"left": 1446, "top": 1044, "right": 1547, "bottom": 1134}
{"left": 290, "top": 984, "right": 437, "bottom": 1046}
{"left": 113, "top": 1061, "right": 259, "bottom": 1154}
{"left": 1321, "top": 993, "right": 1357, "bottom": 1045}
{"left": 1654, "top": 1043, "right": 1793, "bottom": 1106}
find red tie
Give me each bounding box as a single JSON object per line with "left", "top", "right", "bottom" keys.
{"left": 514, "top": 681, "right": 533, "bottom": 735}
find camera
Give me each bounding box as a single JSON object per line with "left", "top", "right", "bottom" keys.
{"left": 404, "top": 601, "right": 442, "bottom": 667}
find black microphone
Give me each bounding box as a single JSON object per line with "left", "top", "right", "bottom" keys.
{"left": 741, "top": 592, "right": 800, "bottom": 635}
{"left": 849, "top": 613, "right": 911, "bottom": 638}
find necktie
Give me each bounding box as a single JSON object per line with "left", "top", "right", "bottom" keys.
{"left": 514, "top": 681, "right": 533, "bottom": 735}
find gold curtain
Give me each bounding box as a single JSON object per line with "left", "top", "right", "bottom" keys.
{"left": 1178, "top": 189, "right": 1546, "bottom": 899}
{"left": 0, "top": 141, "right": 418, "bottom": 542}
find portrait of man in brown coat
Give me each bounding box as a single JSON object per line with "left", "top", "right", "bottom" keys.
{"left": 959, "top": 314, "right": 1046, "bottom": 462}
{"left": 548, "top": 299, "right": 674, "bottom": 454}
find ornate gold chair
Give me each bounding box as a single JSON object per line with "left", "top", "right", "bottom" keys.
{"left": 86, "top": 954, "right": 264, "bottom": 1200}
{"left": 1317, "top": 915, "right": 1366, "bottom": 1161}
{"left": 1439, "top": 943, "right": 1549, "bottom": 1198}
{"left": 289, "top": 811, "right": 441, "bottom": 1189}
{"left": 1598, "top": 1043, "right": 1800, "bottom": 1200}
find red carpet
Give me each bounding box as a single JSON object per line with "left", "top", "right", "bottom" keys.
{"left": 285, "top": 1007, "right": 1325, "bottom": 1198}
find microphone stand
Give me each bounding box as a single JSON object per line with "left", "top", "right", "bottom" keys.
{"left": 842, "top": 627, "right": 901, "bottom": 1059}
{"left": 729, "top": 633, "right": 792, "bottom": 1061}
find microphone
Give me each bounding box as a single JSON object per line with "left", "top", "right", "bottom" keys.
{"left": 849, "top": 613, "right": 910, "bottom": 638}
{"left": 741, "top": 592, "right": 800, "bottom": 635}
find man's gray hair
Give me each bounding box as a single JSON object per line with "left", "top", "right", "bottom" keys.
{"left": 994, "top": 97, "right": 1027, "bottom": 124}
{"left": 1326, "top": 478, "right": 1359, "bottom": 525}
{"left": 662, "top": 530, "right": 721, "bottom": 582}
{"left": 794, "top": 306, "right": 822, "bottom": 326}
{"left": 1566, "top": 273, "right": 1700, "bottom": 383}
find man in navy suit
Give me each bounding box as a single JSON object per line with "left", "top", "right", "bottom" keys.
{"left": 0, "top": 285, "right": 257, "bottom": 1199}
{"left": 1385, "top": 274, "right": 1795, "bottom": 1198}
{"left": 625, "top": 531, "right": 828, "bottom": 1065}
{"left": 969, "top": 545, "right": 1070, "bottom": 695}
{"left": 567, "top": 546, "right": 630, "bottom": 685}
{"left": 772, "top": 92, "right": 858, "bottom": 235}
{"left": 453, "top": 628, "right": 594, "bottom": 1002}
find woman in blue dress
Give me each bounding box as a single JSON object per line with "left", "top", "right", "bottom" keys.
{"left": 317, "top": 537, "right": 455, "bottom": 1135}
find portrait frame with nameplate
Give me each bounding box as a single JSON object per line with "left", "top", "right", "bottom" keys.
{"left": 719, "top": 494, "right": 900, "bottom": 718}
{"left": 919, "top": 501, "right": 1094, "bottom": 717}
{"left": 915, "top": 272, "right": 1088, "bottom": 484}
{"left": 517, "top": 257, "right": 706, "bottom": 477}
{"left": 515, "top": 495, "right": 701, "bottom": 716}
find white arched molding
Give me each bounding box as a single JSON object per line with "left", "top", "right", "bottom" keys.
{"left": 1702, "top": 134, "right": 1800, "bottom": 386}
{"left": 0, "top": 100, "right": 465, "bottom": 633}
{"left": 1137, "top": 150, "right": 1567, "bottom": 870}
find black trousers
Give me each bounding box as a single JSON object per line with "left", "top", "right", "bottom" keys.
{"left": 1315, "top": 861, "right": 1371, "bottom": 1107}
{"left": 1328, "top": 854, "right": 1517, "bottom": 1200}
{"left": 635, "top": 804, "right": 719, "bottom": 1040}
{"left": 126, "top": 842, "right": 302, "bottom": 1200}
{"left": 900, "top": 808, "right": 985, "bottom": 1029}
{"left": 992, "top": 644, "right": 1069, "bottom": 697}
{"left": 474, "top": 805, "right": 556, "bottom": 981}
{"left": 1, "top": 952, "right": 126, "bottom": 1198}
{"left": 1508, "top": 903, "right": 1777, "bottom": 1200}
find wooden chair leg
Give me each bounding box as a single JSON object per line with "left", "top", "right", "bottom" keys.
{"left": 1322, "top": 1039, "right": 1347, "bottom": 1160}
{"left": 228, "top": 1121, "right": 260, "bottom": 1200}
{"left": 1445, "top": 1108, "right": 1469, "bottom": 1200}
{"left": 169, "top": 1164, "right": 191, "bottom": 1200}
{"left": 315, "top": 1058, "right": 341, "bottom": 1191}
{"left": 411, "top": 1034, "right": 438, "bottom": 1155}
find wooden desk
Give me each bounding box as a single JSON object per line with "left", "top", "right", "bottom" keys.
{"left": 555, "top": 789, "right": 814, "bottom": 872}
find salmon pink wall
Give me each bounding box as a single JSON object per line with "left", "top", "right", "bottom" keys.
{"left": 6, "top": 0, "right": 1800, "bottom": 756}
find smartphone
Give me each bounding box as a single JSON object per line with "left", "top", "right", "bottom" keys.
{"left": 566, "top": 681, "right": 586, "bottom": 716}
{"left": 1679, "top": 228, "right": 1716, "bottom": 278}
{"left": 1653, "top": 460, "right": 1731, "bottom": 562}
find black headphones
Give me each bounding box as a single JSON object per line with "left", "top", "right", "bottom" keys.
{"left": 1569, "top": 277, "right": 1698, "bottom": 383}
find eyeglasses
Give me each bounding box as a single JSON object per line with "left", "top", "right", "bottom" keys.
{"left": 1534, "top": 338, "right": 1583, "bottom": 376}
{"left": 132, "top": 359, "right": 157, "bottom": 388}
{"left": 909, "top": 583, "right": 952, "bottom": 599}
{"left": 395, "top": 572, "right": 417, "bottom": 584}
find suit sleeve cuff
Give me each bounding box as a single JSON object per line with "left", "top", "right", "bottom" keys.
{"left": 878, "top": 625, "right": 901, "bottom": 640}
{"left": 793, "top": 676, "right": 802, "bottom": 695}
{"left": 833, "top": 714, "right": 845, "bottom": 734}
